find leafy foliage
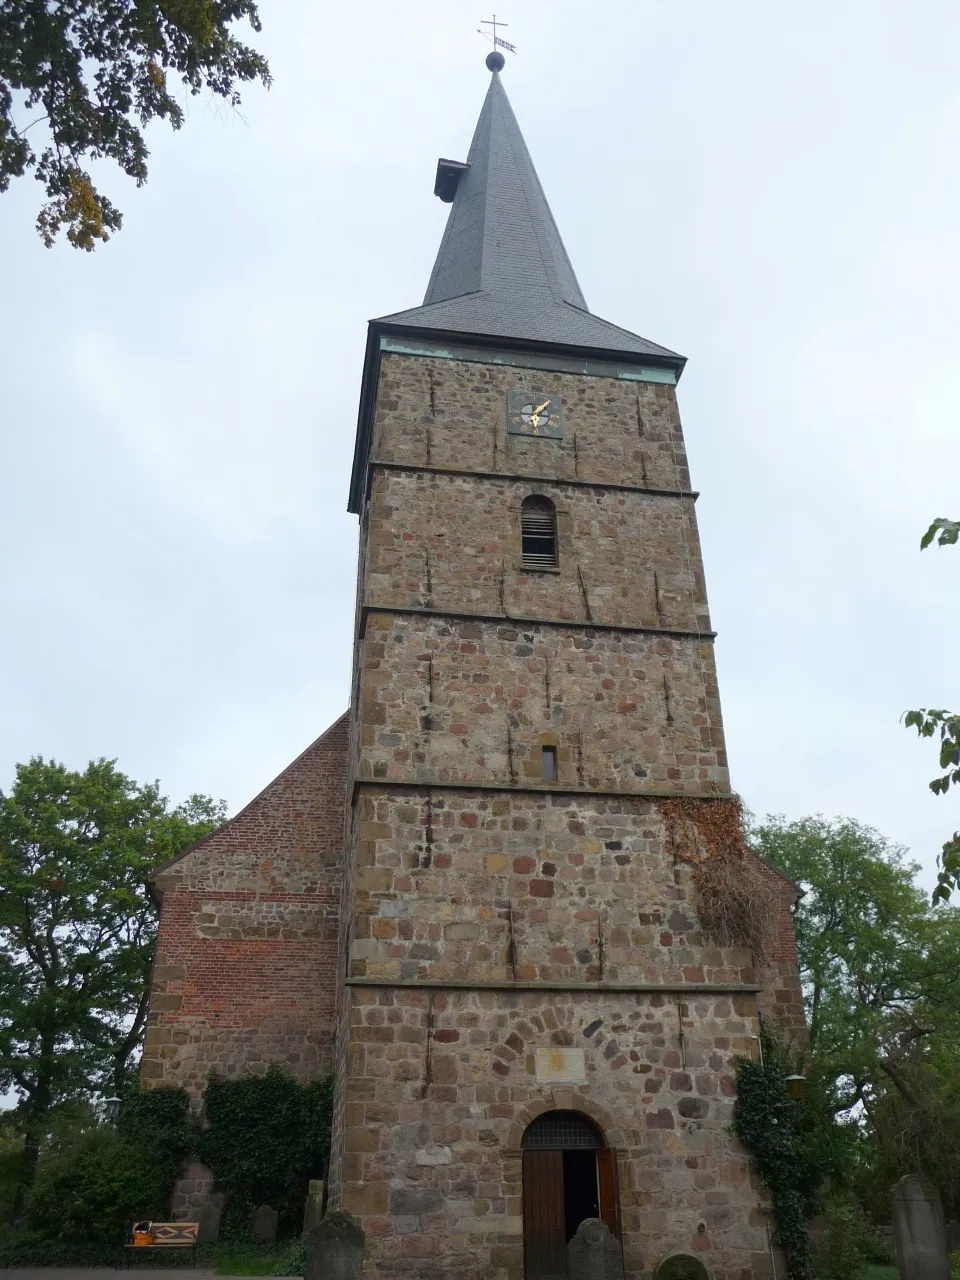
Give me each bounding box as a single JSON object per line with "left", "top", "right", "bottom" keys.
{"left": 733, "top": 1029, "right": 814, "bottom": 1280}
{"left": 272, "top": 1235, "right": 307, "bottom": 1276}
{"left": 810, "top": 1191, "right": 891, "bottom": 1280}
{"left": 903, "top": 709, "right": 960, "bottom": 902}
{"left": 0, "top": 755, "right": 223, "bottom": 1219}
{"left": 26, "top": 1125, "right": 172, "bottom": 1244}
{"left": 905, "top": 515, "right": 960, "bottom": 901}
{"left": 116, "top": 1085, "right": 193, "bottom": 1197}
{"left": 198, "top": 1069, "right": 334, "bottom": 1236}
{"left": 0, "top": 0, "right": 270, "bottom": 248}
{"left": 25, "top": 1090, "right": 191, "bottom": 1244}
{"left": 753, "top": 815, "right": 960, "bottom": 1220}
{"left": 920, "top": 517, "right": 960, "bottom": 549}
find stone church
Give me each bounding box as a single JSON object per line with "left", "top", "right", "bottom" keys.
{"left": 143, "top": 53, "right": 805, "bottom": 1280}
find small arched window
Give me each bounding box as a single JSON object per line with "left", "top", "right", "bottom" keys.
{"left": 521, "top": 495, "right": 558, "bottom": 570}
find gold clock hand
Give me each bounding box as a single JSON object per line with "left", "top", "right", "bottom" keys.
{"left": 529, "top": 399, "right": 551, "bottom": 429}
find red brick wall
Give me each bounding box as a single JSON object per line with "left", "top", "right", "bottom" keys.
{"left": 141, "top": 713, "right": 350, "bottom": 1098}
{"left": 751, "top": 853, "right": 807, "bottom": 1042}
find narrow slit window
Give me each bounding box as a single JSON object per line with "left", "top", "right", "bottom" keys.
{"left": 542, "top": 745, "right": 558, "bottom": 782}
{"left": 521, "top": 495, "right": 558, "bottom": 570}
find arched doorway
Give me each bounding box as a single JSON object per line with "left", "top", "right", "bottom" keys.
{"left": 521, "top": 1110, "right": 621, "bottom": 1280}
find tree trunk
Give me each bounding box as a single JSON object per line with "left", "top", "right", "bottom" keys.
{"left": 9, "top": 1070, "right": 52, "bottom": 1228}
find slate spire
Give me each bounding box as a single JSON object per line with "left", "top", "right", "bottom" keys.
{"left": 377, "top": 67, "right": 682, "bottom": 364}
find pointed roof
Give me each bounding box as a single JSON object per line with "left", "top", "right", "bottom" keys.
{"left": 376, "top": 69, "right": 682, "bottom": 363}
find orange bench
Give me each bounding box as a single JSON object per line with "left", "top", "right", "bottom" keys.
{"left": 124, "top": 1221, "right": 198, "bottom": 1265}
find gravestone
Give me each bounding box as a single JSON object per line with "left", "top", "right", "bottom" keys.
{"left": 305, "top": 1210, "right": 365, "bottom": 1280}
{"left": 946, "top": 1221, "right": 960, "bottom": 1254}
{"left": 892, "top": 1175, "right": 949, "bottom": 1280}
{"left": 197, "top": 1201, "right": 222, "bottom": 1243}
{"left": 567, "top": 1218, "right": 624, "bottom": 1280}
{"left": 252, "top": 1203, "right": 279, "bottom": 1243}
{"left": 653, "top": 1256, "right": 709, "bottom": 1280}
{"left": 302, "top": 1179, "right": 326, "bottom": 1234}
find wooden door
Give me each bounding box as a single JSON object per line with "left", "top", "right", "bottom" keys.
{"left": 597, "top": 1148, "right": 622, "bottom": 1240}
{"left": 522, "top": 1149, "right": 567, "bottom": 1279}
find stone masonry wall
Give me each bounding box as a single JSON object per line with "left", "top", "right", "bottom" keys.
{"left": 366, "top": 468, "right": 709, "bottom": 633}
{"left": 339, "top": 983, "right": 771, "bottom": 1280}
{"left": 142, "top": 713, "right": 349, "bottom": 1098}
{"left": 347, "top": 789, "right": 755, "bottom": 987}
{"left": 371, "top": 354, "right": 691, "bottom": 493}
{"left": 358, "top": 613, "right": 727, "bottom": 795}
{"left": 331, "top": 346, "right": 807, "bottom": 1279}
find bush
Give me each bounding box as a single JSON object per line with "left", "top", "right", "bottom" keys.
{"left": 0, "top": 1229, "right": 124, "bottom": 1267}
{"left": 26, "top": 1126, "right": 173, "bottom": 1245}
{"left": 811, "top": 1192, "right": 889, "bottom": 1280}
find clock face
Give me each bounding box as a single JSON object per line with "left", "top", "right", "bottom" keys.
{"left": 507, "top": 389, "right": 563, "bottom": 439}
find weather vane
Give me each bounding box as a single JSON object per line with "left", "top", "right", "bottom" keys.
{"left": 478, "top": 14, "right": 517, "bottom": 56}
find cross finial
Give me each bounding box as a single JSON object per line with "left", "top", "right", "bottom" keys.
{"left": 478, "top": 13, "right": 517, "bottom": 69}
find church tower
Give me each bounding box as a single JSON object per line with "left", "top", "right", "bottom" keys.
{"left": 331, "top": 54, "right": 804, "bottom": 1280}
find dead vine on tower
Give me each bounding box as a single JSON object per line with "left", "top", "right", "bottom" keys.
{"left": 652, "top": 796, "right": 782, "bottom": 958}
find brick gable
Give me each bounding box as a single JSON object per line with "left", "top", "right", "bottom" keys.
{"left": 141, "top": 713, "right": 349, "bottom": 1098}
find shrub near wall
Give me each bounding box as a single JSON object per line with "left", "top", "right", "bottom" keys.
{"left": 24, "top": 1089, "right": 192, "bottom": 1248}
{"left": 0, "top": 1071, "right": 332, "bottom": 1262}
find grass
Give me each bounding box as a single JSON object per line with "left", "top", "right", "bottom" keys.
{"left": 213, "top": 1250, "right": 279, "bottom": 1276}
{"left": 857, "top": 1268, "right": 898, "bottom": 1280}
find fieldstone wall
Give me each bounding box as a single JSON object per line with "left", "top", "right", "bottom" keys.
{"left": 370, "top": 354, "right": 692, "bottom": 493}
{"left": 142, "top": 713, "right": 350, "bottom": 1098}
{"left": 338, "top": 984, "right": 769, "bottom": 1280}
{"left": 329, "top": 348, "right": 806, "bottom": 1278}
{"left": 357, "top": 614, "right": 727, "bottom": 796}
{"left": 169, "top": 1161, "right": 220, "bottom": 1222}
{"left": 366, "top": 468, "right": 709, "bottom": 634}
{"left": 346, "top": 790, "right": 754, "bottom": 987}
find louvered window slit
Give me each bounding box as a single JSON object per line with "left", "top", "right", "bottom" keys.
{"left": 521, "top": 498, "right": 558, "bottom": 569}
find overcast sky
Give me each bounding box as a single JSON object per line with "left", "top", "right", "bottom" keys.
{"left": 2, "top": 0, "right": 958, "bottom": 890}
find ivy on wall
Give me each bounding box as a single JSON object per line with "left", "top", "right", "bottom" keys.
{"left": 25, "top": 1070, "right": 335, "bottom": 1244}
{"left": 732, "top": 1028, "right": 855, "bottom": 1280}
{"left": 733, "top": 1030, "right": 812, "bottom": 1278}
{"left": 197, "top": 1068, "right": 334, "bottom": 1236}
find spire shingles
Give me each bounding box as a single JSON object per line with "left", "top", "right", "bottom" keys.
{"left": 377, "top": 71, "right": 682, "bottom": 364}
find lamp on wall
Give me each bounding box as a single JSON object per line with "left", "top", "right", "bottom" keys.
{"left": 784, "top": 1075, "right": 806, "bottom": 1101}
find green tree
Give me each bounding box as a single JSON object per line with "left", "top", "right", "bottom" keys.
{"left": 0, "top": 0, "right": 270, "bottom": 249}
{"left": 905, "top": 515, "right": 960, "bottom": 903}
{"left": 751, "top": 814, "right": 960, "bottom": 1215}
{"left": 0, "top": 756, "right": 224, "bottom": 1220}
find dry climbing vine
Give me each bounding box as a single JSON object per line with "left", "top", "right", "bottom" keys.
{"left": 651, "top": 796, "right": 782, "bottom": 958}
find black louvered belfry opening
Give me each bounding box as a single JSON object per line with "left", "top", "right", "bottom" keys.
{"left": 522, "top": 1111, "right": 603, "bottom": 1150}
{"left": 521, "top": 497, "right": 558, "bottom": 570}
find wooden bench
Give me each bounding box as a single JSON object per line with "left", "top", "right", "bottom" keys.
{"left": 124, "top": 1221, "right": 199, "bottom": 1266}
